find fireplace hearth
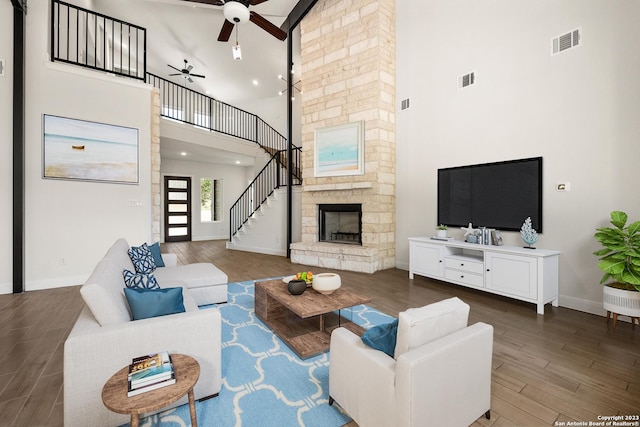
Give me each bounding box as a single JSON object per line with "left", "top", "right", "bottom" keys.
{"left": 318, "top": 204, "right": 362, "bottom": 245}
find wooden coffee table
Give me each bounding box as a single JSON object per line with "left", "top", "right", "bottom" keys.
{"left": 102, "top": 353, "right": 200, "bottom": 427}
{"left": 255, "top": 279, "right": 371, "bottom": 359}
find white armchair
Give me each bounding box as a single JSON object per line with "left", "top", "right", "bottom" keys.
{"left": 329, "top": 297, "right": 493, "bottom": 427}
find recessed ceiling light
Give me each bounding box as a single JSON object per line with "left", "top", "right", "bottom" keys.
{"left": 206, "top": 90, "right": 211, "bottom": 95}
{"left": 252, "top": 80, "right": 259, "bottom": 86}
{"left": 235, "top": 160, "right": 241, "bottom": 164}
{"left": 180, "top": 152, "right": 187, "bottom": 156}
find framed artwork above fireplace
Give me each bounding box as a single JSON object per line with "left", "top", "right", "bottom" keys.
{"left": 314, "top": 121, "right": 364, "bottom": 177}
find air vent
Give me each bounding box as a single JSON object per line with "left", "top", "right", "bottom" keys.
{"left": 551, "top": 28, "right": 581, "bottom": 55}
{"left": 400, "top": 98, "right": 410, "bottom": 110}
{"left": 458, "top": 71, "right": 475, "bottom": 90}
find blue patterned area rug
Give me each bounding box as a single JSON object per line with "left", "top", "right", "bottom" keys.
{"left": 132, "top": 279, "right": 394, "bottom": 427}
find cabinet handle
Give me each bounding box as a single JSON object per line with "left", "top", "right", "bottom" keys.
{"left": 439, "top": 260, "right": 442, "bottom": 263}
{"left": 460, "top": 263, "right": 464, "bottom": 266}
{"left": 486, "top": 269, "right": 490, "bottom": 272}
{"left": 460, "top": 275, "right": 464, "bottom": 278}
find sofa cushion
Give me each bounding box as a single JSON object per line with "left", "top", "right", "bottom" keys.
{"left": 153, "top": 263, "right": 227, "bottom": 289}
{"left": 124, "top": 287, "right": 186, "bottom": 320}
{"left": 80, "top": 259, "right": 132, "bottom": 326}
{"left": 105, "top": 238, "right": 136, "bottom": 272}
{"left": 128, "top": 243, "right": 156, "bottom": 274}
{"left": 148, "top": 242, "right": 165, "bottom": 267}
{"left": 123, "top": 269, "right": 160, "bottom": 289}
{"left": 361, "top": 318, "right": 399, "bottom": 357}
{"left": 394, "top": 297, "right": 470, "bottom": 359}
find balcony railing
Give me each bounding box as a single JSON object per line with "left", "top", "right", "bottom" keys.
{"left": 50, "top": 0, "right": 146, "bottom": 80}
{"left": 146, "top": 73, "right": 291, "bottom": 153}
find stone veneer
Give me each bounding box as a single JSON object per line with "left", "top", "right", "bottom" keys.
{"left": 290, "top": 0, "right": 396, "bottom": 273}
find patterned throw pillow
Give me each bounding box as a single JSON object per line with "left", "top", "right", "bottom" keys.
{"left": 128, "top": 243, "right": 157, "bottom": 274}
{"left": 123, "top": 269, "right": 160, "bottom": 290}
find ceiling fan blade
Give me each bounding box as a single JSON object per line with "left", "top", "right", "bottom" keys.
{"left": 190, "top": 74, "right": 206, "bottom": 78}
{"left": 249, "top": 11, "right": 287, "bottom": 41}
{"left": 218, "top": 20, "right": 235, "bottom": 42}
{"left": 188, "top": 76, "right": 194, "bottom": 83}
{"left": 250, "top": 0, "right": 269, "bottom": 5}
{"left": 168, "top": 64, "right": 181, "bottom": 72}
{"left": 180, "top": 0, "right": 225, "bottom": 6}
{"left": 187, "top": 64, "right": 193, "bottom": 72}
{"left": 169, "top": 73, "right": 182, "bottom": 76}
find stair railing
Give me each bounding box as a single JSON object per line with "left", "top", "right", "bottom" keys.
{"left": 50, "top": 0, "right": 146, "bottom": 80}
{"left": 230, "top": 148, "right": 302, "bottom": 240}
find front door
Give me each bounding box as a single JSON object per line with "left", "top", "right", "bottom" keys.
{"left": 164, "top": 176, "right": 192, "bottom": 242}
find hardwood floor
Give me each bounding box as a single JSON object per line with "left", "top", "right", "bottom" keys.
{"left": 0, "top": 239, "right": 638, "bottom": 426}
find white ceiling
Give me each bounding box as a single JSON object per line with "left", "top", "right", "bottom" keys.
{"left": 91, "top": 0, "right": 301, "bottom": 166}
{"left": 92, "top": 0, "right": 300, "bottom": 105}
{"left": 161, "top": 133, "right": 256, "bottom": 165}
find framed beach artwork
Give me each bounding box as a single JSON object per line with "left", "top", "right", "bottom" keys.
{"left": 314, "top": 121, "right": 364, "bottom": 177}
{"left": 43, "top": 114, "right": 139, "bottom": 184}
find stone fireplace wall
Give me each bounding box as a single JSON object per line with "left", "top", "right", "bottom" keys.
{"left": 290, "top": 0, "right": 396, "bottom": 273}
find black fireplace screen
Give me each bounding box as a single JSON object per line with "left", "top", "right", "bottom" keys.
{"left": 318, "top": 204, "right": 362, "bottom": 245}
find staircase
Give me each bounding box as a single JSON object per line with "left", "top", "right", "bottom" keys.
{"left": 51, "top": 2, "right": 301, "bottom": 246}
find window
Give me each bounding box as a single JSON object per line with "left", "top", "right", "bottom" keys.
{"left": 201, "top": 178, "right": 222, "bottom": 222}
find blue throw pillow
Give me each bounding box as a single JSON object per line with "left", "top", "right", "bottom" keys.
{"left": 361, "top": 319, "right": 399, "bottom": 357}
{"left": 128, "top": 243, "right": 156, "bottom": 274}
{"left": 148, "top": 242, "right": 165, "bottom": 268}
{"left": 123, "top": 269, "right": 160, "bottom": 290}
{"left": 124, "top": 287, "right": 186, "bottom": 321}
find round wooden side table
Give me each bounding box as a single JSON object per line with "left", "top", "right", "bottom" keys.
{"left": 102, "top": 353, "right": 200, "bottom": 427}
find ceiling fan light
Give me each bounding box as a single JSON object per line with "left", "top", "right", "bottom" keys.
{"left": 232, "top": 44, "right": 242, "bottom": 60}
{"left": 223, "top": 2, "right": 250, "bottom": 24}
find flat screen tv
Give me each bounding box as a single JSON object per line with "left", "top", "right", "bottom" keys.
{"left": 437, "top": 157, "right": 542, "bottom": 232}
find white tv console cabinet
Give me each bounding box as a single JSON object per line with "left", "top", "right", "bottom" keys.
{"left": 408, "top": 237, "right": 560, "bottom": 315}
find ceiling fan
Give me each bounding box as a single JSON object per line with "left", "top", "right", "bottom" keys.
{"left": 181, "top": 0, "right": 287, "bottom": 42}
{"left": 168, "top": 59, "right": 206, "bottom": 83}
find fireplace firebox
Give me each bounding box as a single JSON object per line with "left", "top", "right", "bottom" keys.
{"left": 318, "top": 204, "right": 362, "bottom": 245}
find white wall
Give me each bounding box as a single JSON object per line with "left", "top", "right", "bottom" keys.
{"left": 0, "top": 1, "right": 14, "bottom": 294}
{"left": 395, "top": 0, "right": 640, "bottom": 315}
{"left": 161, "top": 158, "right": 252, "bottom": 241}
{"left": 0, "top": 1, "right": 155, "bottom": 293}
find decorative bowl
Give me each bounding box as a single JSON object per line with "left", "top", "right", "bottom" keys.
{"left": 312, "top": 273, "right": 341, "bottom": 295}
{"left": 287, "top": 279, "right": 307, "bottom": 295}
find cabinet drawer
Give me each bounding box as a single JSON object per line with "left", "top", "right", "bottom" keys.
{"left": 444, "top": 257, "right": 484, "bottom": 274}
{"left": 445, "top": 269, "right": 484, "bottom": 288}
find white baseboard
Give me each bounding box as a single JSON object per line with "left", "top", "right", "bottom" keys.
{"left": 193, "top": 235, "right": 228, "bottom": 242}
{"left": 558, "top": 294, "right": 607, "bottom": 317}
{"left": 1, "top": 277, "right": 84, "bottom": 295}
{"left": 226, "top": 242, "right": 286, "bottom": 257}
{"left": 0, "top": 282, "right": 12, "bottom": 295}
{"left": 26, "top": 276, "right": 86, "bottom": 292}
{"left": 395, "top": 261, "right": 409, "bottom": 271}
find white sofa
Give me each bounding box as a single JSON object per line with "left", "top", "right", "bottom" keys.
{"left": 329, "top": 297, "right": 493, "bottom": 427}
{"left": 64, "top": 238, "right": 224, "bottom": 427}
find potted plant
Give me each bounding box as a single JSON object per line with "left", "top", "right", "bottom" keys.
{"left": 593, "top": 211, "right": 640, "bottom": 326}
{"left": 437, "top": 224, "right": 448, "bottom": 238}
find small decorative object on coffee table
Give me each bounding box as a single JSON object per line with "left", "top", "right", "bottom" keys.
{"left": 287, "top": 279, "right": 307, "bottom": 295}
{"left": 102, "top": 353, "right": 200, "bottom": 427}
{"left": 312, "top": 273, "right": 341, "bottom": 295}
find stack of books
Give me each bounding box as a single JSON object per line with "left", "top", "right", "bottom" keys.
{"left": 127, "top": 351, "right": 175, "bottom": 397}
